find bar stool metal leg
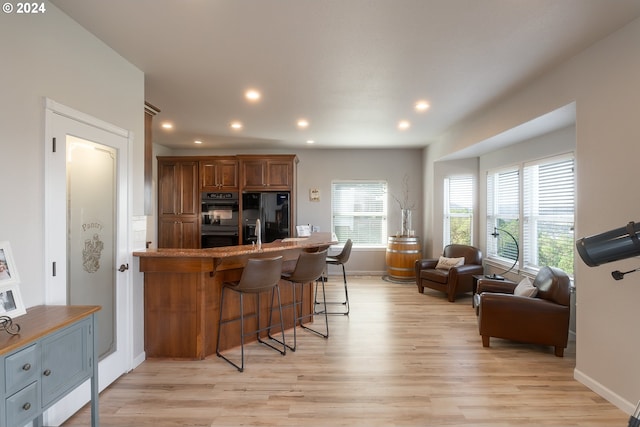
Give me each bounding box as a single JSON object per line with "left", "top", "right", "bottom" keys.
{"left": 315, "top": 263, "right": 350, "bottom": 315}
{"left": 315, "top": 239, "right": 351, "bottom": 315}
{"left": 301, "top": 276, "right": 329, "bottom": 338}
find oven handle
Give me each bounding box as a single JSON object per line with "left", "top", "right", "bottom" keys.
{"left": 201, "top": 232, "right": 239, "bottom": 236}
{"left": 202, "top": 202, "right": 238, "bottom": 209}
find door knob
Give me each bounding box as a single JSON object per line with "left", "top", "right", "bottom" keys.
{"left": 118, "top": 263, "right": 129, "bottom": 272}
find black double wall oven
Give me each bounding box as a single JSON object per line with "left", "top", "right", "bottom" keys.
{"left": 201, "top": 192, "right": 239, "bottom": 248}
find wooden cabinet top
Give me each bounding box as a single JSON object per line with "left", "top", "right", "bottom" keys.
{"left": 0, "top": 305, "right": 100, "bottom": 356}
{"left": 157, "top": 155, "right": 298, "bottom": 162}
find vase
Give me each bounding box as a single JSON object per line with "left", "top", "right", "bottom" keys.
{"left": 400, "top": 209, "right": 412, "bottom": 236}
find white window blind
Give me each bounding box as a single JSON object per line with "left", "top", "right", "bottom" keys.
{"left": 331, "top": 181, "right": 387, "bottom": 246}
{"left": 486, "top": 167, "right": 519, "bottom": 261}
{"left": 523, "top": 155, "right": 575, "bottom": 274}
{"left": 444, "top": 176, "right": 473, "bottom": 245}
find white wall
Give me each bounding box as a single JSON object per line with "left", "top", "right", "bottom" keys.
{"left": 424, "top": 17, "right": 640, "bottom": 414}
{"left": 0, "top": 6, "right": 145, "bottom": 308}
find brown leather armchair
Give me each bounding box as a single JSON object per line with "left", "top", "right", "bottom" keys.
{"left": 414, "top": 244, "right": 483, "bottom": 302}
{"left": 477, "top": 266, "right": 571, "bottom": 357}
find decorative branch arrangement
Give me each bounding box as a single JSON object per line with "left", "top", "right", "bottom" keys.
{"left": 391, "top": 174, "right": 415, "bottom": 236}
{"left": 391, "top": 174, "right": 415, "bottom": 211}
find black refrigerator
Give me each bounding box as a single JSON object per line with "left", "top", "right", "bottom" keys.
{"left": 242, "top": 192, "right": 290, "bottom": 244}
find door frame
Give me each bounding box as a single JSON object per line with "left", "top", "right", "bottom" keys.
{"left": 43, "top": 98, "right": 135, "bottom": 424}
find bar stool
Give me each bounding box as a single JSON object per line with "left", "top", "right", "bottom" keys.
{"left": 316, "top": 239, "right": 352, "bottom": 315}
{"left": 272, "top": 250, "right": 328, "bottom": 351}
{"left": 216, "top": 256, "right": 285, "bottom": 372}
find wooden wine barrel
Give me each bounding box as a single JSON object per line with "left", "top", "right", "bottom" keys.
{"left": 386, "top": 236, "right": 422, "bottom": 281}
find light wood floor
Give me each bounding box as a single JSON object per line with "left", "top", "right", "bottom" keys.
{"left": 64, "top": 276, "right": 627, "bottom": 426}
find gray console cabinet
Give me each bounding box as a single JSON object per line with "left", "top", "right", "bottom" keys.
{"left": 0, "top": 305, "right": 100, "bottom": 427}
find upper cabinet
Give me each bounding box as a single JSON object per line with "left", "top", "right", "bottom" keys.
{"left": 158, "top": 159, "right": 199, "bottom": 215}
{"left": 157, "top": 157, "right": 200, "bottom": 248}
{"left": 238, "top": 155, "right": 296, "bottom": 191}
{"left": 200, "top": 158, "right": 238, "bottom": 191}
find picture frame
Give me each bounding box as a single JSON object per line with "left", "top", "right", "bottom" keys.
{"left": 0, "top": 241, "right": 19, "bottom": 286}
{"left": 0, "top": 241, "right": 26, "bottom": 318}
{"left": 309, "top": 188, "right": 320, "bottom": 202}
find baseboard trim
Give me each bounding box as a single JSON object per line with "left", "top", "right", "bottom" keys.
{"left": 574, "top": 367, "right": 636, "bottom": 415}
{"left": 132, "top": 351, "right": 146, "bottom": 370}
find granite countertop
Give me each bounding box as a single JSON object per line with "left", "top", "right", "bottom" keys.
{"left": 133, "top": 232, "right": 337, "bottom": 258}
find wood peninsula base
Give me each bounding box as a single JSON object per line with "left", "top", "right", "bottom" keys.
{"left": 134, "top": 233, "right": 336, "bottom": 359}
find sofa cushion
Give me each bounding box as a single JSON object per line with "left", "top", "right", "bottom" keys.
{"left": 514, "top": 277, "right": 538, "bottom": 298}
{"left": 435, "top": 256, "right": 465, "bottom": 270}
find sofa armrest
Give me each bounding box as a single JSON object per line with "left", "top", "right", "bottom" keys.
{"left": 450, "top": 264, "right": 484, "bottom": 276}
{"left": 415, "top": 258, "right": 438, "bottom": 270}
{"left": 477, "top": 279, "right": 517, "bottom": 294}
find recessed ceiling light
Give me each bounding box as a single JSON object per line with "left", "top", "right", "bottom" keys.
{"left": 398, "top": 120, "right": 411, "bottom": 130}
{"left": 245, "top": 89, "right": 261, "bottom": 102}
{"left": 194, "top": 140, "right": 203, "bottom": 144}
{"left": 161, "top": 122, "right": 173, "bottom": 129}
{"left": 306, "top": 140, "right": 315, "bottom": 144}
{"left": 415, "top": 100, "right": 430, "bottom": 112}
{"left": 230, "top": 121, "right": 243, "bottom": 130}
{"left": 297, "top": 119, "right": 309, "bottom": 128}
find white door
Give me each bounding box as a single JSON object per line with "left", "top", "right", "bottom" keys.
{"left": 44, "top": 99, "right": 132, "bottom": 425}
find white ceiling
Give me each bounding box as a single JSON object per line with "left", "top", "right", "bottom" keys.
{"left": 52, "top": 0, "right": 640, "bottom": 151}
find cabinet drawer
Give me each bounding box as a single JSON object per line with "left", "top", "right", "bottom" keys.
{"left": 6, "top": 381, "right": 40, "bottom": 427}
{"left": 5, "top": 344, "right": 39, "bottom": 395}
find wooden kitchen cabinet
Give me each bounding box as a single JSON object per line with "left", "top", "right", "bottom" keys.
{"left": 238, "top": 155, "right": 296, "bottom": 190}
{"left": 200, "top": 158, "right": 238, "bottom": 191}
{"left": 158, "top": 216, "right": 199, "bottom": 249}
{"left": 158, "top": 157, "right": 200, "bottom": 248}
{"left": 158, "top": 159, "right": 199, "bottom": 215}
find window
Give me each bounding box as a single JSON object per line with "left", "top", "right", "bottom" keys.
{"left": 486, "top": 154, "right": 575, "bottom": 276}
{"left": 444, "top": 176, "right": 474, "bottom": 245}
{"left": 523, "top": 155, "right": 575, "bottom": 275}
{"left": 486, "top": 167, "right": 520, "bottom": 263}
{"left": 331, "top": 181, "right": 387, "bottom": 246}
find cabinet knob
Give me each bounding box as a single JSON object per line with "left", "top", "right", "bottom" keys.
{"left": 22, "top": 363, "right": 31, "bottom": 371}
{"left": 23, "top": 402, "right": 31, "bottom": 411}
{"left": 43, "top": 368, "right": 52, "bottom": 376}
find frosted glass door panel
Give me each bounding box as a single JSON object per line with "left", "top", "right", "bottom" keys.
{"left": 67, "top": 136, "right": 116, "bottom": 360}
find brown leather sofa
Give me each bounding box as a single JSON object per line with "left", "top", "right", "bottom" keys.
{"left": 414, "top": 244, "right": 484, "bottom": 302}
{"left": 476, "top": 266, "right": 571, "bottom": 357}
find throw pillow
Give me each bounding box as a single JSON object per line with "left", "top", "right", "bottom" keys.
{"left": 435, "top": 256, "right": 465, "bottom": 270}
{"left": 513, "top": 277, "right": 538, "bottom": 297}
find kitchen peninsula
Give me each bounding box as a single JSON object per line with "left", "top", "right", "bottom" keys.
{"left": 133, "top": 232, "right": 336, "bottom": 359}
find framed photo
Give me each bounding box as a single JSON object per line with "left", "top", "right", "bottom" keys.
{"left": 0, "top": 241, "right": 19, "bottom": 286}
{"left": 0, "top": 241, "right": 26, "bottom": 318}
{"left": 0, "top": 284, "right": 26, "bottom": 318}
